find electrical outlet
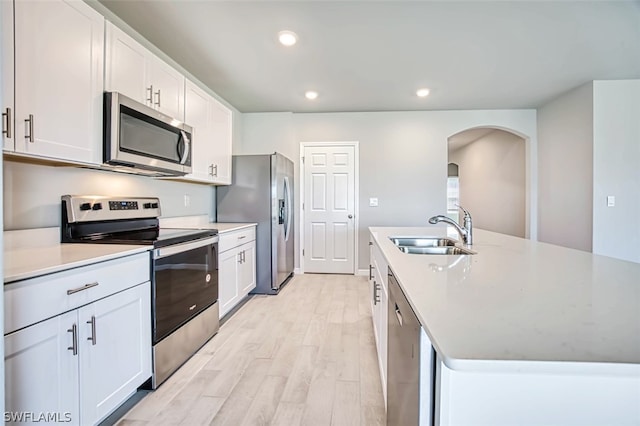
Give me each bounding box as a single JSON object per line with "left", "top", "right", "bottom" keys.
{"left": 607, "top": 195, "right": 615, "bottom": 207}
{"left": 369, "top": 197, "right": 379, "bottom": 207}
{"left": 184, "top": 194, "right": 191, "bottom": 207}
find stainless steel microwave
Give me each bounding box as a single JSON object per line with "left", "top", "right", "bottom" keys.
{"left": 103, "top": 92, "right": 192, "bottom": 176}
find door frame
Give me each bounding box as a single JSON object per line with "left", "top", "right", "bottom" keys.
{"left": 299, "top": 141, "right": 360, "bottom": 275}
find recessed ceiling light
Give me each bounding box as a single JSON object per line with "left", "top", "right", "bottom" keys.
{"left": 305, "top": 91, "right": 318, "bottom": 100}
{"left": 416, "top": 88, "right": 431, "bottom": 98}
{"left": 278, "top": 30, "right": 298, "bottom": 46}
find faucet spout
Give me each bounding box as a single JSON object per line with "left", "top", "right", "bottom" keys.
{"left": 428, "top": 207, "right": 473, "bottom": 245}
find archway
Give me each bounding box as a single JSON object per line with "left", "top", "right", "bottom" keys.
{"left": 447, "top": 127, "right": 527, "bottom": 238}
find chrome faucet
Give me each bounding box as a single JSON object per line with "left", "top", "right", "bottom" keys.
{"left": 428, "top": 205, "right": 473, "bottom": 245}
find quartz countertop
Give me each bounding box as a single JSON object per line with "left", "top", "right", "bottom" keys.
{"left": 159, "top": 215, "right": 256, "bottom": 233}
{"left": 370, "top": 226, "right": 640, "bottom": 375}
{"left": 4, "top": 228, "right": 150, "bottom": 284}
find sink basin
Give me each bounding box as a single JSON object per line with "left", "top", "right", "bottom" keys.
{"left": 389, "top": 237, "right": 458, "bottom": 247}
{"left": 397, "top": 246, "right": 475, "bottom": 255}
{"left": 389, "top": 236, "right": 475, "bottom": 255}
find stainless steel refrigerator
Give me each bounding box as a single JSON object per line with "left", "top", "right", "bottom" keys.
{"left": 216, "top": 153, "right": 294, "bottom": 294}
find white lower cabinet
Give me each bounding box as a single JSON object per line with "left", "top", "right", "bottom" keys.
{"left": 5, "top": 311, "right": 79, "bottom": 425}
{"left": 369, "top": 234, "right": 389, "bottom": 404}
{"left": 4, "top": 253, "right": 152, "bottom": 426}
{"left": 79, "top": 284, "right": 151, "bottom": 424}
{"left": 218, "top": 227, "right": 257, "bottom": 318}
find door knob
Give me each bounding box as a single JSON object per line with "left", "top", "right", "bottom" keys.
{"left": 348, "top": 214, "right": 353, "bottom": 219}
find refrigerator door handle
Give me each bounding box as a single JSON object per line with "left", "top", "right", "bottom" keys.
{"left": 284, "top": 175, "right": 292, "bottom": 242}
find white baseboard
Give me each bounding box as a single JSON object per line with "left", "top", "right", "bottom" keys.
{"left": 356, "top": 269, "right": 369, "bottom": 276}
{"left": 294, "top": 268, "right": 302, "bottom": 275}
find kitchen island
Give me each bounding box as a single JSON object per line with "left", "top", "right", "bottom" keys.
{"left": 370, "top": 226, "right": 640, "bottom": 426}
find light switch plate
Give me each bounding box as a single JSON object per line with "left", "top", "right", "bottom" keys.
{"left": 607, "top": 196, "right": 615, "bottom": 207}
{"left": 369, "top": 197, "right": 378, "bottom": 207}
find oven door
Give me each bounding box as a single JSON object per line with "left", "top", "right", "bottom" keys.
{"left": 152, "top": 236, "right": 218, "bottom": 343}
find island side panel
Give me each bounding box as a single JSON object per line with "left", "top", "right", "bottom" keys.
{"left": 435, "top": 359, "right": 640, "bottom": 426}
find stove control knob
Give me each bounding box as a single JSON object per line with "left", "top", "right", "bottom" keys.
{"left": 92, "top": 203, "right": 103, "bottom": 211}
{"left": 79, "top": 203, "right": 91, "bottom": 211}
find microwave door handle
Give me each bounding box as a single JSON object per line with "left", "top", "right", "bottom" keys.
{"left": 179, "top": 131, "right": 190, "bottom": 165}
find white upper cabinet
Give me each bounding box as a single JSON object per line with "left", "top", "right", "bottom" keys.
{"left": 1, "top": 0, "right": 14, "bottom": 152}
{"left": 105, "top": 22, "right": 184, "bottom": 121}
{"left": 210, "top": 96, "right": 233, "bottom": 184}
{"left": 182, "top": 79, "right": 233, "bottom": 185}
{"left": 10, "top": 0, "right": 104, "bottom": 164}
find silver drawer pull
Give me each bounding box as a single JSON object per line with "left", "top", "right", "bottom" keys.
{"left": 67, "top": 281, "right": 99, "bottom": 295}
{"left": 189, "top": 304, "right": 196, "bottom": 311}
{"left": 238, "top": 235, "right": 246, "bottom": 239}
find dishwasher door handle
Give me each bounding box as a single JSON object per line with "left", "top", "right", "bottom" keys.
{"left": 395, "top": 303, "right": 403, "bottom": 327}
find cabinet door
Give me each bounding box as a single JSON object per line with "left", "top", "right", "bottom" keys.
{"left": 4, "top": 311, "right": 80, "bottom": 426}
{"left": 1, "top": 0, "right": 14, "bottom": 151}
{"left": 239, "top": 242, "right": 256, "bottom": 295}
{"left": 104, "top": 22, "right": 149, "bottom": 106}
{"left": 78, "top": 282, "right": 152, "bottom": 426}
{"left": 210, "top": 98, "right": 233, "bottom": 184}
{"left": 184, "top": 80, "right": 214, "bottom": 182}
{"left": 14, "top": 0, "right": 104, "bottom": 164}
{"left": 148, "top": 56, "right": 184, "bottom": 120}
{"left": 218, "top": 248, "right": 240, "bottom": 318}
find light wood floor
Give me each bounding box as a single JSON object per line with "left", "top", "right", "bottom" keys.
{"left": 117, "top": 274, "right": 386, "bottom": 426}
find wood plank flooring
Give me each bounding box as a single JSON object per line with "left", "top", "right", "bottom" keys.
{"left": 117, "top": 274, "right": 385, "bottom": 426}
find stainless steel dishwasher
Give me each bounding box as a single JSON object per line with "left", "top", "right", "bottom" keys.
{"left": 387, "top": 268, "right": 421, "bottom": 426}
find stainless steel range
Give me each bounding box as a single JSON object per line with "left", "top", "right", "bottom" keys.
{"left": 61, "top": 195, "right": 219, "bottom": 388}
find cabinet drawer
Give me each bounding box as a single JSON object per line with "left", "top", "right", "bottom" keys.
{"left": 4, "top": 252, "right": 150, "bottom": 335}
{"left": 219, "top": 227, "right": 256, "bottom": 253}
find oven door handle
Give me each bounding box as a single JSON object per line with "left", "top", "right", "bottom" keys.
{"left": 154, "top": 235, "right": 219, "bottom": 259}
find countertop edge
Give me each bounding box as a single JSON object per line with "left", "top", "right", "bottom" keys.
{"left": 4, "top": 246, "right": 151, "bottom": 284}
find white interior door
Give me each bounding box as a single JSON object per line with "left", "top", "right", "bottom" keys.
{"left": 303, "top": 145, "right": 356, "bottom": 274}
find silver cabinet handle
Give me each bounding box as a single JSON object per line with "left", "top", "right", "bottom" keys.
{"left": 238, "top": 252, "right": 243, "bottom": 264}
{"left": 212, "top": 164, "right": 218, "bottom": 177}
{"left": 67, "top": 281, "right": 99, "bottom": 295}
{"left": 67, "top": 324, "right": 78, "bottom": 355}
{"left": 146, "top": 85, "right": 154, "bottom": 104}
{"left": 2, "top": 107, "right": 11, "bottom": 138}
{"left": 25, "top": 114, "right": 34, "bottom": 143}
{"left": 87, "top": 315, "right": 96, "bottom": 345}
{"left": 208, "top": 164, "right": 214, "bottom": 176}
{"left": 238, "top": 235, "right": 246, "bottom": 240}
{"left": 375, "top": 283, "right": 381, "bottom": 304}
{"left": 154, "top": 89, "right": 161, "bottom": 107}
{"left": 369, "top": 264, "right": 374, "bottom": 280}
{"left": 242, "top": 250, "right": 246, "bottom": 263}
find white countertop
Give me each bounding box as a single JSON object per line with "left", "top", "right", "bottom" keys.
{"left": 4, "top": 228, "right": 150, "bottom": 283}
{"left": 159, "top": 215, "right": 256, "bottom": 233}
{"left": 370, "top": 226, "right": 640, "bottom": 375}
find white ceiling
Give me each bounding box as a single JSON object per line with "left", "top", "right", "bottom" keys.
{"left": 99, "top": 0, "right": 640, "bottom": 114}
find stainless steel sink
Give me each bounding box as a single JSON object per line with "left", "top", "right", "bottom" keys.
{"left": 397, "top": 246, "right": 475, "bottom": 255}
{"left": 389, "top": 237, "right": 458, "bottom": 247}
{"left": 389, "top": 236, "right": 475, "bottom": 255}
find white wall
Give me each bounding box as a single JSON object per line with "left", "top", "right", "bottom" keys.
{"left": 592, "top": 80, "right": 640, "bottom": 263}
{"left": 449, "top": 130, "right": 526, "bottom": 238}
{"left": 537, "top": 82, "right": 593, "bottom": 252}
{"left": 3, "top": 161, "right": 215, "bottom": 230}
{"left": 241, "top": 109, "right": 537, "bottom": 271}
